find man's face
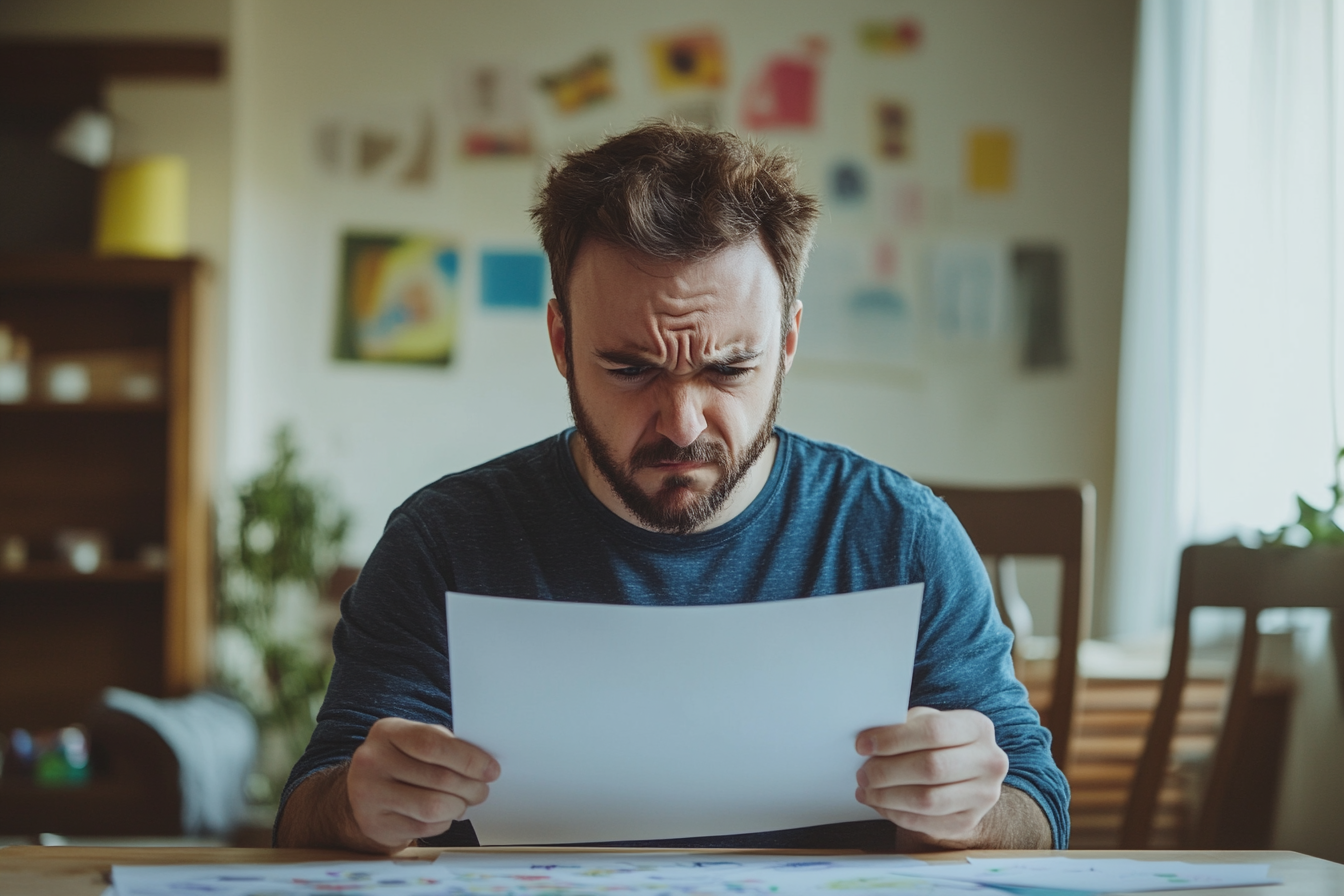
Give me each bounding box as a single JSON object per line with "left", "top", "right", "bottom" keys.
{"left": 548, "top": 237, "right": 800, "bottom": 534}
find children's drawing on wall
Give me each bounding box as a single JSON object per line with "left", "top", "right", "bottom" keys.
{"left": 828, "top": 160, "right": 868, "bottom": 207}
{"left": 480, "top": 248, "right": 547, "bottom": 310}
{"left": 453, "top": 64, "right": 532, "bottom": 158}
{"left": 927, "top": 240, "right": 1011, "bottom": 338}
{"left": 311, "top": 107, "right": 435, "bottom": 187}
{"left": 859, "top": 18, "right": 923, "bottom": 55}
{"left": 886, "top": 179, "right": 926, "bottom": 230}
{"left": 1013, "top": 244, "right": 1068, "bottom": 369}
{"left": 966, "top": 128, "right": 1016, "bottom": 194}
{"left": 741, "top": 37, "right": 825, "bottom": 131}
{"left": 796, "top": 237, "right": 916, "bottom": 368}
{"left": 874, "top": 100, "right": 911, "bottom": 161}
{"left": 333, "top": 232, "right": 459, "bottom": 365}
{"left": 648, "top": 29, "right": 726, "bottom": 92}
{"left": 537, "top": 51, "right": 615, "bottom": 115}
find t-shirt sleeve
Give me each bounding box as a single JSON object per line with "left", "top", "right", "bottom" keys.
{"left": 908, "top": 493, "right": 1071, "bottom": 849}
{"left": 275, "top": 505, "right": 455, "bottom": 824}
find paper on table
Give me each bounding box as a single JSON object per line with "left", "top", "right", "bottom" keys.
{"left": 431, "top": 853, "right": 989, "bottom": 894}
{"left": 896, "top": 857, "right": 1280, "bottom": 892}
{"left": 114, "top": 855, "right": 988, "bottom": 896}
{"left": 446, "top": 585, "right": 923, "bottom": 845}
{"left": 112, "top": 861, "right": 457, "bottom": 896}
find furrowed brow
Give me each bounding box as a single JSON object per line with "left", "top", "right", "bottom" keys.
{"left": 594, "top": 347, "right": 764, "bottom": 367}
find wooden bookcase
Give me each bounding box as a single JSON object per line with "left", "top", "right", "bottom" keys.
{"left": 0, "top": 255, "right": 213, "bottom": 734}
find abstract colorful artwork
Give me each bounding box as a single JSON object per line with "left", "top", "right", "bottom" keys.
{"left": 454, "top": 64, "right": 532, "bottom": 157}
{"left": 875, "top": 99, "right": 912, "bottom": 160}
{"left": 648, "top": 29, "right": 726, "bottom": 91}
{"left": 741, "top": 37, "right": 825, "bottom": 130}
{"left": 859, "top": 18, "right": 924, "bottom": 55}
{"left": 538, "top": 51, "right": 615, "bottom": 114}
{"left": 333, "top": 232, "right": 459, "bottom": 365}
{"left": 312, "top": 107, "right": 435, "bottom": 187}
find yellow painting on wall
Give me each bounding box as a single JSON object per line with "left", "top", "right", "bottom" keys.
{"left": 333, "top": 232, "right": 458, "bottom": 365}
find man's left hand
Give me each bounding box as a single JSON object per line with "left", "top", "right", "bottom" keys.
{"left": 855, "top": 706, "right": 1010, "bottom": 844}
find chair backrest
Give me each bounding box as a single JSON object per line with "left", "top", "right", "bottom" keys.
{"left": 1120, "top": 543, "right": 1344, "bottom": 848}
{"left": 926, "top": 482, "right": 1096, "bottom": 768}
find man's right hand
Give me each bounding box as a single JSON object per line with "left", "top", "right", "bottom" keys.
{"left": 277, "top": 717, "right": 500, "bottom": 853}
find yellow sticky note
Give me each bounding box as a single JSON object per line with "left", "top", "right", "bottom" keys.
{"left": 966, "top": 129, "right": 1015, "bottom": 194}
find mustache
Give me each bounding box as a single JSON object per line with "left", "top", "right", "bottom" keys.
{"left": 629, "top": 437, "right": 730, "bottom": 469}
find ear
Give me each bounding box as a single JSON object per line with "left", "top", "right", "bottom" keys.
{"left": 547, "top": 299, "right": 569, "bottom": 379}
{"left": 782, "top": 301, "right": 803, "bottom": 375}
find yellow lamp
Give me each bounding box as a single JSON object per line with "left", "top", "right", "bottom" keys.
{"left": 95, "top": 155, "right": 188, "bottom": 258}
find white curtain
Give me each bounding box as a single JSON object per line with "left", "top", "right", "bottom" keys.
{"left": 1109, "top": 0, "right": 1344, "bottom": 639}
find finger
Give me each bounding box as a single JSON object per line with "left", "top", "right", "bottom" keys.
{"left": 377, "top": 718, "right": 500, "bottom": 781}
{"left": 356, "top": 775, "right": 471, "bottom": 826}
{"left": 856, "top": 776, "right": 1003, "bottom": 818}
{"left": 857, "top": 708, "right": 991, "bottom": 757}
{"left": 857, "top": 742, "right": 992, "bottom": 790}
{"left": 379, "top": 745, "right": 493, "bottom": 807}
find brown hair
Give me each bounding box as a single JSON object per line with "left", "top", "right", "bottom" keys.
{"left": 530, "top": 120, "right": 820, "bottom": 334}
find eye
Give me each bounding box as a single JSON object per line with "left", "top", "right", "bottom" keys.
{"left": 608, "top": 366, "right": 651, "bottom": 379}
{"left": 713, "top": 365, "right": 753, "bottom": 380}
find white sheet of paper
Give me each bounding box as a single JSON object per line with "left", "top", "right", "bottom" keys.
{"left": 446, "top": 585, "right": 923, "bottom": 845}
{"left": 896, "top": 857, "right": 1279, "bottom": 892}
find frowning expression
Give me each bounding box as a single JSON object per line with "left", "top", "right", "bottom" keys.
{"left": 548, "top": 236, "right": 800, "bottom": 533}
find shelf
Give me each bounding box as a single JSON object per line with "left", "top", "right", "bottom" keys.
{"left": 0, "top": 561, "right": 164, "bottom": 584}
{"left": 0, "top": 400, "right": 166, "bottom": 415}
{"left": 0, "top": 400, "right": 165, "bottom": 414}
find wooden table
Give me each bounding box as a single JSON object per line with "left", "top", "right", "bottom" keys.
{"left": 0, "top": 846, "right": 1339, "bottom": 895}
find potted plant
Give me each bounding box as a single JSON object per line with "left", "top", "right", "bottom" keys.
{"left": 214, "top": 426, "right": 350, "bottom": 803}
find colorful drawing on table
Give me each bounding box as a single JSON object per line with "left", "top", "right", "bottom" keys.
{"left": 829, "top": 160, "right": 868, "bottom": 205}
{"left": 481, "top": 248, "right": 547, "bottom": 309}
{"left": 894, "top": 857, "right": 1279, "bottom": 892}
{"left": 537, "top": 50, "right": 615, "bottom": 114}
{"left": 966, "top": 128, "right": 1016, "bottom": 194}
{"left": 107, "top": 854, "right": 1283, "bottom": 896}
{"left": 796, "top": 237, "right": 917, "bottom": 368}
{"left": 648, "top": 28, "right": 726, "bottom": 91}
{"left": 110, "top": 855, "right": 1018, "bottom": 896}
{"left": 333, "top": 233, "right": 458, "bottom": 365}
{"left": 926, "top": 240, "right": 1011, "bottom": 338}
{"left": 875, "top": 99, "right": 912, "bottom": 161}
{"left": 453, "top": 64, "right": 532, "bottom": 158}
{"left": 312, "top": 107, "right": 435, "bottom": 187}
{"left": 1013, "top": 244, "right": 1068, "bottom": 369}
{"left": 741, "top": 36, "right": 826, "bottom": 130}
{"left": 859, "top": 18, "right": 924, "bottom": 55}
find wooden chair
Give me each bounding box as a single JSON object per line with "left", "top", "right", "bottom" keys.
{"left": 925, "top": 483, "right": 1096, "bottom": 768}
{"left": 1121, "top": 543, "right": 1344, "bottom": 848}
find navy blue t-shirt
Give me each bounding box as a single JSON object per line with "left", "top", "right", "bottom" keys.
{"left": 280, "top": 428, "right": 1069, "bottom": 850}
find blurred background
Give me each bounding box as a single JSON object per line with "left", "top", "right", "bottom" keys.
{"left": 0, "top": 0, "right": 1339, "bottom": 863}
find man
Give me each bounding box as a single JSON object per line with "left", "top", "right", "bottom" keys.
{"left": 277, "top": 122, "right": 1068, "bottom": 853}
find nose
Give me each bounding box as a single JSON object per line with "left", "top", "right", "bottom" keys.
{"left": 655, "top": 379, "right": 707, "bottom": 448}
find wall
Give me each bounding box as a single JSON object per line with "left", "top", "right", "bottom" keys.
{"left": 227, "top": 0, "right": 1135, "bottom": 639}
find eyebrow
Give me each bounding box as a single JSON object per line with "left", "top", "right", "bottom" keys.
{"left": 595, "top": 347, "right": 764, "bottom": 367}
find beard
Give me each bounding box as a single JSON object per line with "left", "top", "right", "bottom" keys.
{"left": 567, "top": 343, "right": 786, "bottom": 536}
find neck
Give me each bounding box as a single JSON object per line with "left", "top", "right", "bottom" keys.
{"left": 571, "top": 432, "right": 779, "bottom": 534}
